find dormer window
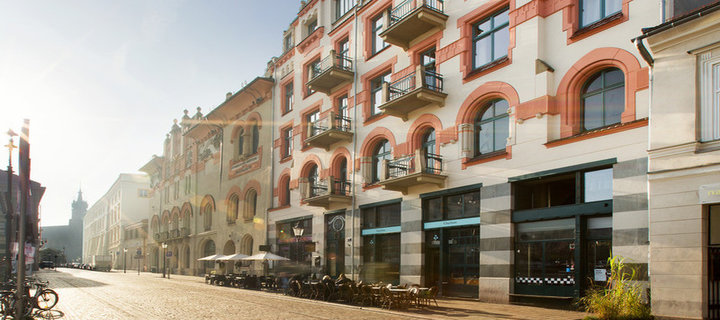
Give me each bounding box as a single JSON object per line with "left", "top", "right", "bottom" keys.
{"left": 283, "top": 33, "right": 293, "bottom": 53}
{"left": 306, "top": 18, "right": 318, "bottom": 38}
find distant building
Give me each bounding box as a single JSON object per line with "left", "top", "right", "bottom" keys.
{"left": 0, "top": 169, "right": 45, "bottom": 265}
{"left": 82, "top": 173, "right": 151, "bottom": 269}
{"left": 40, "top": 190, "right": 88, "bottom": 262}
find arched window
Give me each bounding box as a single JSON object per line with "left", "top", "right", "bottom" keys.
{"left": 280, "top": 175, "right": 291, "bottom": 206}
{"left": 244, "top": 189, "right": 257, "bottom": 220}
{"left": 372, "top": 140, "right": 392, "bottom": 183}
{"left": 203, "top": 203, "right": 213, "bottom": 231}
{"left": 251, "top": 124, "right": 259, "bottom": 154}
{"left": 475, "top": 99, "right": 509, "bottom": 155}
{"left": 183, "top": 245, "right": 190, "bottom": 268}
{"left": 338, "top": 158, "right": 347, "bottom": 182}
{"left": 227, "top": 194, "right": 239, "bottom": 223}
{"left": 422, "top": 129, "right": 437, "bottom": 173}
{"left": 582, "top": 68, "right": 624, "bottom": 131}
{"left": 237, "top": 128, "right": 244, "bottom": 157}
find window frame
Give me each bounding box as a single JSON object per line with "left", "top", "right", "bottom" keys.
{"left": 283, "top": 82, "right": 294, "bottom": 114}
{"left": 371, "top": 10, "right": 389, "bottom": 55}
{"left": 580, "top": 68, "right": 625, "bottom": 132}
{"left": 371, "top": 139, "right": 392, "bottom": 183}
{"left": 474, "top": 99, "right": 510, "bottom": 156}
{"left": 579, "top": 0, "right": 623, "bottom": 28}
{"left": 471, "top": 7, "right": 510, "bottom": 70}
{"left": 370, "top": 72, "right": 391, "bottom": 117}
{"left": 251, "top": 124, "right": 260, "bottom": 154}
{"left": 423, "top": 190, "right": 481, "bottom": 222}
{"left": 335, "top": 0, "right": 357, "bottom": 21}
{"left": 281, "top": 127, "right": 293, "bottom": 158}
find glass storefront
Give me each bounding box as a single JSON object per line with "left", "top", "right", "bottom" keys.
{"left": 325, "top": 212, "right": 345, "bottom": 277}
{"left": 276, "top": 218, "right": 314, "bottom": 266}
{"left": 422, "top": 187, "right": 481, "bottom": 297}
{"left": 361, "top": 201, "right": 401, "bottom": 284}
{"left": 515, "top": 219, "right": 576, "bottom": 297}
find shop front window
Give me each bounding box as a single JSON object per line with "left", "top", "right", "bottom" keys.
{"left": 515, "top": 218, "right": 576, "bottom": 296}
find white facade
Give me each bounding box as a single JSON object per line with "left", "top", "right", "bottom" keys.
{"left": 82, "top": 173, "right": 151, "bottom": 268}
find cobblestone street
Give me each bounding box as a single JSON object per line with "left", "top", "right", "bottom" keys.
{"left": 33, "top": 268, "right": 589, "bottom": 320}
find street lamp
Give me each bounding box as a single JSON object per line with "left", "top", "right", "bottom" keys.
{"left": 292, "top": 222, "right": 304, "bottom": 265}
{"left": 123, "top": 248, "right": 127, "bottom": 273}
{"left": 161, "top": 243, "right": 167, "bottom": 278}
{"left": 4, "top": 130, "right": 17, "bottom": 281}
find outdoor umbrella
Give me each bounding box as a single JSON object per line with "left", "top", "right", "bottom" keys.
{"left": 197, "top": 254, "right": 225, "bottom": 261}
{"left": 217, "top": 253, "right": 249, "bottom": 261}
{"left": 241, "top": 252, "right": 290, "bottom": 276}
{"left": 240, "top": 252, "right": 290, "bottom": 261}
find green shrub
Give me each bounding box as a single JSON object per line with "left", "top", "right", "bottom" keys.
{"left": 580, "top": 256, "right": 652, "bottom": 320}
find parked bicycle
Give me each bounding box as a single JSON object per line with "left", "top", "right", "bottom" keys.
{"left": 0, "top": 278, "right": 58, "bottom": 319}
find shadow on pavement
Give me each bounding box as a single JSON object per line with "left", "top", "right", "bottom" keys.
{"left": 36, "top": 269, "right": 107, "bottom": 289}
{"left": 34, "top": 309, "right": 65, "bottom": 319}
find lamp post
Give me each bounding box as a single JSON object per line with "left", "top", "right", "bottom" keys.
{"left": 161, "top": 243, "right": 167, "bottom": 278}
{"left": 4, "top": 130, "right": 17, "bottom": 282}
{"left": 292, "top": 222, "right": 304, "bottom": 265}
{"left": 123, "top": 248, "right": 127, "bottom": 273}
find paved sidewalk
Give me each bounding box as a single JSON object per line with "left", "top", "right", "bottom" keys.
{"left": 41, "top": 269, "right": 591, "bottom": 320}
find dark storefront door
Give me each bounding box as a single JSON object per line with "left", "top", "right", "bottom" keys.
{"left": 325, "top": 212, "right": 345, "bottom": 277}
{"left": 709, "top": 205, "right": 720, "bottom": 319}
{"left": 425, "top": 226, "right": 479, "bottom": 298}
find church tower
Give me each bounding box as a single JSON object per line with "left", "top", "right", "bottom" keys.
{"left": 67, "top": 189, "right": 87, "bottom": 261}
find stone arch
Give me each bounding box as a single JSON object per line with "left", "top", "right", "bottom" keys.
{"left": 359, "top": 127, "right": 399, "bottom": 157}
{"left": 180, "top": 202, "right": 193, "bottom": 218}
{"left": 330, "top": 147, "right": 352, "bottom": 180}
{"left": 555, "top": 47, "right": 645, "bottom": 137}
{"left": 456, "top": 81, "right": 520, "bottom": 126}
{"left": 407, "top": 114, "right": 443, "bottom": 153}
{"left": 240, "top": 234, "right": 254, "bottom": 256}
{"left": 200, "top": 194, "right": 216, "bottom": 214}
{"left": 299, "top": 154, "right": 323, "bottom": 178}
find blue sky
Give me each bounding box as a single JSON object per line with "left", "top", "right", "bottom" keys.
{"left": 0, "top": 1, "right": 299, "bottom": 226}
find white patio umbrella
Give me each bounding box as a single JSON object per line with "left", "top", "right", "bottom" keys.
{"left": 241, "top": 252, "right": 290, "bottom": 261}
{"left": 241, "top": 252, "right": 290, "bottom": 277}
{"left": 217, "top": 253, "right": 249, "bottom": 261}
{"left": 197, "top": 254, "right": 225, "bottom": 261}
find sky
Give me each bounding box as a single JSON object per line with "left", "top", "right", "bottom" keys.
{"left": 0, "top": 1, "right": 300, "bottom": 226}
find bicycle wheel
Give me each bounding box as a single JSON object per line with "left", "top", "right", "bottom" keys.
{"left": 0, "top": 298, "right": 9, "bottom": 320}
{"left": 35, "top": 289, "right": 58, "bottom": 310}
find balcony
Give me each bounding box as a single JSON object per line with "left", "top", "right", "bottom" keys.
{"left": 304, "top": 111, "right": 353, "bottom": 150}
{"left": 378, "top": 66, "right": 447, "bottom": 120}
{"left": 306, "top": 50, "right": 354, "bottom": 94}
{"left": 303, "top": 177, "right": 352, "bottom": 209}
{"left": 155, "top": 231, "right": 169, "bottom": 242}
{"left": 169, "top": 229, "right": 180, "bottom": 240}
{"left": 180, "top": 227, "right": 190, "bottom": 237}
{"left": 380, "top": 0, "right": 448, "bottom": 50}
{"left": 378, "top": 149, "right": 446, "bottom": 194}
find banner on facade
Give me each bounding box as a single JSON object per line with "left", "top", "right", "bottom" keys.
{"left": 700, "top": 183, "right": 720, "bottom": 204}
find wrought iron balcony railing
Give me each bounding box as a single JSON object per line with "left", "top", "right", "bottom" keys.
{"left": 390, "top": 0, "right": 445, "bottom": 25}
{"left": 388, "top": 69, "right": 443, "bottom": 102}
{"left": 305, "top": 111, "right": 353, "bottom": 150}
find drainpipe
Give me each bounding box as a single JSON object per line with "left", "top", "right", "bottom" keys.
{"left": 350, "top": 3, "right": 359, "bottom": 282}
{"left": 269, "top": 74, "right": 277, "bottom": 254}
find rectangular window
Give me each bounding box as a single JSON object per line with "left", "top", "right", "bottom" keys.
{"left": 472, "top": 8, "right": 509, "bottom": 69}
{"left": 423, "top": 190, "right": 480, "bottom": 222}
{"left": 307, "top": 110, "right": 320, "bottom": 137}
{"left": 710, "top": 205, "right": 720, "bottom": 245}
{"left": 337, "top": 94, "right": 349, "bottom": 119}
{"left": 580, "top": 0, "right": 622, "bottom": 27}
{"left": 514, "top": 167, "right": 613, "bottom": 210}
{"left": 371, "top": 11, "right": 388, "bottom": 55}
{"left": 284, "top": 82, "right": 294, "bottom": 113}
{"left": 338, "top": 38, "right": 350, "bottom": 69}
{"left": 370, "top": 72, "right": 391, "bottom": 116}
{"left": 701, "top": 56, "right": 720, "bottom": 142}
{"left": 307, "top": 60, "right": 320, "bottom": 95}
{"left": 362, "top": 202, "right": 400, "bottom": 229}
{"left": 283, "top": 33, "right": 293, "bottom": 52}
{"left": 282, "top": 127, "right": 293, "bottom": 158}
{"left": 307, "top": 19, "right": 318, "bottom": 37}
{"left": 335, "top": 0, "right": 357, "bottom": 20}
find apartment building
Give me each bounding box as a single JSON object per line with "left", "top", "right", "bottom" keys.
{"left": 82, "top": 173, "right": 150, "bottom": 269}
{"left": 140, "top": 78, "right": 274, "bottom": 276}
{"left": 266, "top": 0, "right": 658, "bottom": 304}
{"left": 638, "top": 1, "right": 720, "bottom": 318}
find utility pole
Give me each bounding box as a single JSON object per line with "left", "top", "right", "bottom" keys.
{"left": 16, "top": 119, "right": 30, "bottom": 318}
{"left": 4, "top": 130, "right": 17, "bottom": 282}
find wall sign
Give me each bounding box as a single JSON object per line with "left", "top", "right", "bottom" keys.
{"left": 700, "top": 183, "right": 720, "bottom": 204}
